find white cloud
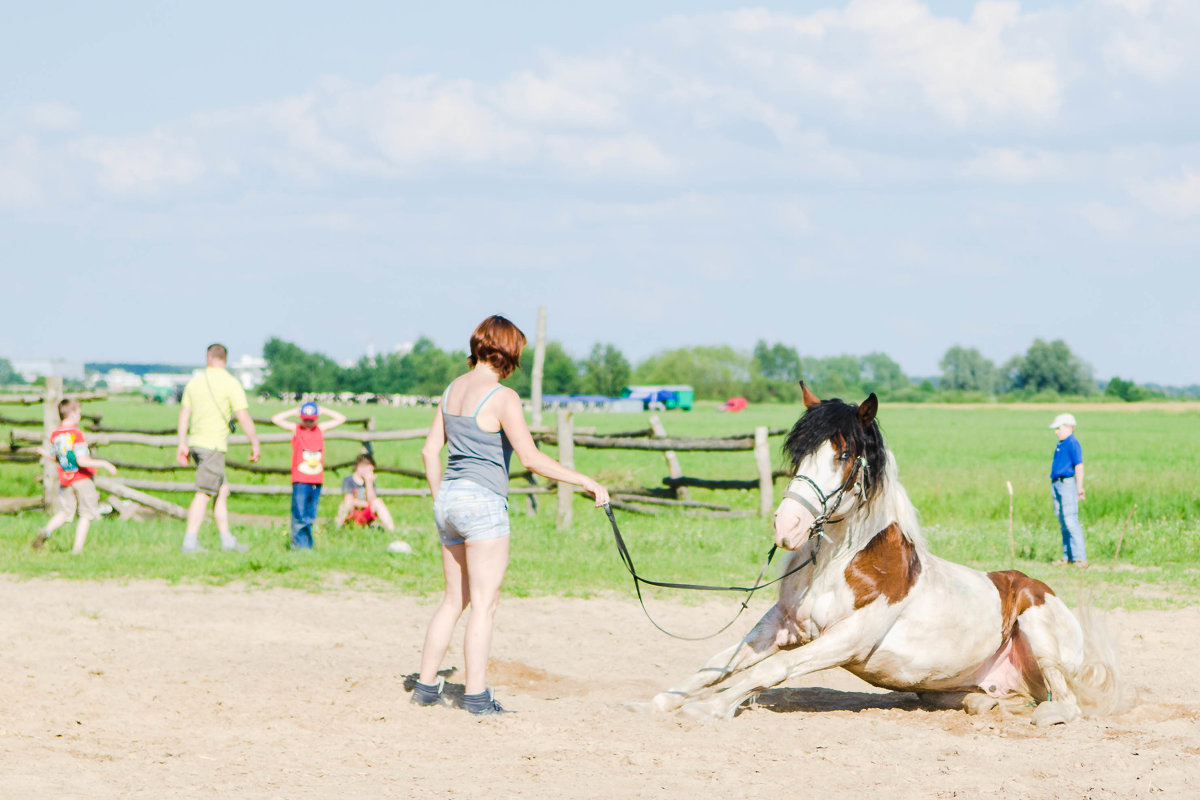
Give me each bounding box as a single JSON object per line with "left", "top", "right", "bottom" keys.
{"left": 27, "top": 102, "right": 80, "bottom": 131}
{"left": 1078, "top": 202, "right": 1132, "bottom": 234}
{"left": 1132, "top": 168, "right": 1200, "bottom": 218}
{"left": 70, "top": 130, "right": 213, "bottom": 196}
{"left": 959, "top": 147, "right": 1064, "bottom": 183}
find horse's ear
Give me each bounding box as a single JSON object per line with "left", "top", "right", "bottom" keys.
{"left": 858, "top": 393, "right": 878, "bottom": 427}
{"left": 800, "top": 381, "right": 821, "bottom": 409}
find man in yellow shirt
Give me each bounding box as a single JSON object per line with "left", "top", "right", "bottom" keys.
{"left": 175, "top": 343, "right": 262, "bottom": 553}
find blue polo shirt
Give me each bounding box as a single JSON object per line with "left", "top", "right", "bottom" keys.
{"left": 1051, "top": 434, "right": 1083, "bottom": 480}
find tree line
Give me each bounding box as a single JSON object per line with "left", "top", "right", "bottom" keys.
{"left": 250, "top": 337, "right": 1192, "bottom": 402}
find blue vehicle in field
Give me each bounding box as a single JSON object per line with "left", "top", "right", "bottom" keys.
{"left": 620, "top": 385, "right": 694, "bottom": 411}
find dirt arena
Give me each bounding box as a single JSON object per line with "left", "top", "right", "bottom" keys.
{"left": 2, "top": 577, "right": 1196, "bottom": 799}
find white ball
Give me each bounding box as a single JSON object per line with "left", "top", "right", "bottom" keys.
{"left": 386, "top": 540, "right": 413, "bottom": 555}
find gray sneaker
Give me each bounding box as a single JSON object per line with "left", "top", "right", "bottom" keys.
{"left": 180, "top": 544, "right": 209, "bottom": 555}
{"left": 411, "top": 676, "right": 449, "bottom": 707}
{"left": 463, "top": 687, "right": 516, "bottom": 716}
{"left": 222, "top": 541, "right": 249, "bottom": 552}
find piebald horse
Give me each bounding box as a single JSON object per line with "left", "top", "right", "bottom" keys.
{"left": 652, "top": 385, "right": 1120, "bottom": 724}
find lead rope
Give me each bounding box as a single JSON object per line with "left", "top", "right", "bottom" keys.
{"left": 602, "top": 504, "right": 820, "bottom": 641}
{"left": 601, "top": 456, "right": 868, "bottom": 641}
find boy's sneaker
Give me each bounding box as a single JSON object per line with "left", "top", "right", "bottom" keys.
{"left": 180, "top": 544, "right": 209, "bottom": 555}
{"left": 222, "top": 541, "right": 249, "bottom": 552}
{"left": 410, "top": 676, "right": 449, "bottom": 707}
{"left": 462, "top": 688, "right": 516, "bottom": 716}
{"left": 31, "top": 530, "right": 48, "bottom": 550}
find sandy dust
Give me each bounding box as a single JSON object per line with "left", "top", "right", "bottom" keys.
{"left": 1, "top": 576, "right": 1196, "bottom": 799}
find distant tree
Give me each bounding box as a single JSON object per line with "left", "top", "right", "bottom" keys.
{"left": 634, "top": 346, "right": 754, "bottom": 400}
{"left": 859, "top": 352, "right": 908, "bottom": 395}
{"left": 752, "top": 341, "right": 802, "bottom": 382}
{"left": 1103, "top": 376, "right": 1161, "bottom": 402}
{"left": 939, "top": 346, "right": 999, "bottom": 393}
{"left": 581, "top": 343, "right": 631, "bottom": 397}
{"left": 260, "top": 337, "right": 343, "bottom": 394}
{"left": 1009, "top": 339, "right": 1094, "bottom": 395}
{"left": 0, "top": 357, "right": 23, "bottom": 385}
{"left": 504, "top": 341, "right": 578, "bottom": 397}
{"left": 805, "top": 354, "right": 862, "bottom": 398}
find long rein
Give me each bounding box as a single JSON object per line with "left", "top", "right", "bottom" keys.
{"left": 602, "top": 456, "right": 868, "bottom": 641}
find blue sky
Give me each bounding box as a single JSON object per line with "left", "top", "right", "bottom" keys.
{"left": 2, "top": 0, "right": 1197, "bottom": 384}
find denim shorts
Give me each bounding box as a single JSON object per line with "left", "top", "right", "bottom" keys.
{"left": 434, "top": 479, "right": 510, "bottom": 546}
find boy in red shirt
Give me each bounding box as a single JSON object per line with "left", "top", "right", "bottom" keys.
{"left": 271, "top": 401, "right": 345, "bottom": 549}
{"left": 33, "top": 398, "right": 117, "bottom": 553}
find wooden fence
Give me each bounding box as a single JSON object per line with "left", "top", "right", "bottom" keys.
{"left": 3, "top": 382, "right": 790, "bottom": 526}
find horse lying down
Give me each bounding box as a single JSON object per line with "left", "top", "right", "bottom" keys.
{"left": 652, "top": 385, "right": 1121, "bottom": 725}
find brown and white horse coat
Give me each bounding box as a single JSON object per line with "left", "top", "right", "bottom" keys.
{"left": 652, "top": 387, "right": 1119, "bottom": 724}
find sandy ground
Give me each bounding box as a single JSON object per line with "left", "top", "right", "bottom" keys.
{"left": 1, "top": 576, "right": 1197, "bottom": 800}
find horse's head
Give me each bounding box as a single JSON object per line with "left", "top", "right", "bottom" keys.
{"left": 773, "top": 382, "right": 888, "bottom": 551}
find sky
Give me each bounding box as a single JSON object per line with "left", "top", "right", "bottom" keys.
{"left": 2, "top": 0, "right": 1198, "bottom": 385}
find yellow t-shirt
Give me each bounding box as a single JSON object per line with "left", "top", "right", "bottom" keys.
{"left": 182, "top": 367, "right": 249, "bottom": 452}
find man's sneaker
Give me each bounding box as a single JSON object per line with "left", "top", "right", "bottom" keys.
{"left": 180, "top": 544, "right": 209, "bottom": 555}
{"left": 222, "top": 541, "right": 249, "bottom": 552}
{"left": 410, "top": 676, "right": 449, "bottom": 707}
{"left": 31, "top": 530, "right": 48, "bottom": 550}
{"left": 462, "top": 688, "right": 516, "bottom": 716}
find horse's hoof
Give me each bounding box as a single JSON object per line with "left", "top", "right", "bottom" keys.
{"left": 963, "top": 694, "right": 999, "bottom": 715}
{"left": 650, "top": 692, "right": 685, "bottom": 713}
{"left": 1032, "top": 700, "right": 1081, "bottom": 726}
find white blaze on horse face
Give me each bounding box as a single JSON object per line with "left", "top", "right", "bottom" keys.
{"left": 774, "top": 441, "right": 844, "bottom": 551}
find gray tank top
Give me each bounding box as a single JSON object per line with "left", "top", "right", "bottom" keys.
{"left": 441, "top": 385, "right": 513, "bottom": 498}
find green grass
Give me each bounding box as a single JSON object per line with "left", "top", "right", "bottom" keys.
{"left": 3, "top": 396, "right": 1198, "bottom": 609}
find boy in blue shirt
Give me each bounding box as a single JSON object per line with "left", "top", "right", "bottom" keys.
{"left": 1048, "top": 413, "right": 1087, "bottom": 568}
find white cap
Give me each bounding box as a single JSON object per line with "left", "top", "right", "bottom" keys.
{"left": 1049, "top": 413, "right": 1077, "bottom": 429}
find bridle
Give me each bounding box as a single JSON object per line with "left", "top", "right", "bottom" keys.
{"left": 780, "top": 454, "right": 870, "bottom": 542}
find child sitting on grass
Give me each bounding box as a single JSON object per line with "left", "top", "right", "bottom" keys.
{"left": 33, "top": 398, "right": 117, "bottom": 554}
{"left": 271, "top": 401, "right": 346, "bottom": 550}
{"left": 335, "top": 453, "right": 412, "bottom": 554}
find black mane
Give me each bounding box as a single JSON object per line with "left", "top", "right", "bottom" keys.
{"left": 782, "top": 397, "right": 888, "bottom": 502}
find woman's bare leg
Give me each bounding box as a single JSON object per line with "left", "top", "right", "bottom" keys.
{"left": 418, "top": 543, "right": 469, "bottom": 685}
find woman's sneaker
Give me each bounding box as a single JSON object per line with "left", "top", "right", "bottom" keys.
{"left": 462, "top": 688, "right": 516, "bottom": 716}
{"left": 410, "top": 676, "right": 448, "bottom": 707}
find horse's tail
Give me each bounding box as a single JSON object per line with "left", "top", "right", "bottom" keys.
{"left": 1065, "top": 605, "right": 1125, "bottom": 717}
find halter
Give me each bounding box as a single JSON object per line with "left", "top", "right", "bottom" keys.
{"left": 781, "top": 454, "right": 870, "bottom": 542}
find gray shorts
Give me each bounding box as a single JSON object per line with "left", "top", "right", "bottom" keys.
{"left": 58, "top": 479, "right": 101, "bottom": 521}
{"left": 190, "top": 447, "right": 226, "bottom": 496}
{"left": 434, "top": 479, "right": 510, "bottom": 547}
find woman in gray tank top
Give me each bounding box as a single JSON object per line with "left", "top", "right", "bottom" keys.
{"left": 412, "top": 315, "right": 610, "bottom": 716}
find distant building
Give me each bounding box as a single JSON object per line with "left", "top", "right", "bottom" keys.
{"left": 101, "top": 368, "right": 143, "bottom": 392}
{"left": 11, "top": 359, "right": 85, "bottom": 382}
{"left": 228, "top": 354, "right": 267, "bottom": 391}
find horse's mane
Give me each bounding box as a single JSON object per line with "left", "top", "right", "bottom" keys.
{"left": 782, "top": 397, "right": 889, "bottom": 504}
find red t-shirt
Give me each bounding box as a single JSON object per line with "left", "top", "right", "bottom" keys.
{"left": 50, "top": 425, "right": 95, "bottom": 486}
{"left": 290, "top": 425, "right": 325, "bottom": 484}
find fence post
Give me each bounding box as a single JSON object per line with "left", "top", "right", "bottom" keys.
{"left": 754, "top": 426, "right": 773, "bottom": 517}
{"left": 531, "top": 306, "right": 547, "bottom": 429}
{"left": 42, "top": 377, "right": 63, "bottom": 510}
{"left": 556, "top": 409, "right": 573, "bottom": 528}
{"left": 649, "top": 414, "right": 688, "bottom": 501}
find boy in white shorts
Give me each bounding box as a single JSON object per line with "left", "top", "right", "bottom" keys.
{"left": 33, "top": 398, "right": 117, "bottom": 554}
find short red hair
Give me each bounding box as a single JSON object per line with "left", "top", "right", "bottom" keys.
{"left": 468, "top": 315, "right": 526, "bottom": 379}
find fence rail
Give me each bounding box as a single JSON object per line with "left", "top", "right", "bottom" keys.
{"left": 3, "top": 384, "right": 787, "bottom": 524}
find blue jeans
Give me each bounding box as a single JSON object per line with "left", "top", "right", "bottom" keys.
{"left": 1051, "top": 477, "right": 1087, "bottom": 562}
{"left": 291, "top": 482, "right": 322, "bottom": 550}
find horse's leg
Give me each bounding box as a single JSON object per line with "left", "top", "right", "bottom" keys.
{"left": 650, "top": 603, "right": 786, "bottom": 712}
{"left": 677, "top": 614, "right": 886, "bottom": 720}
{"left": 1017, "top": 600, "right": 1086, "bottom": 726}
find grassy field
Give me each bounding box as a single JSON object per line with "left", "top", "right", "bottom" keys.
{"left": 2, "top": 396, "right": 1198, "bottom": 609}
